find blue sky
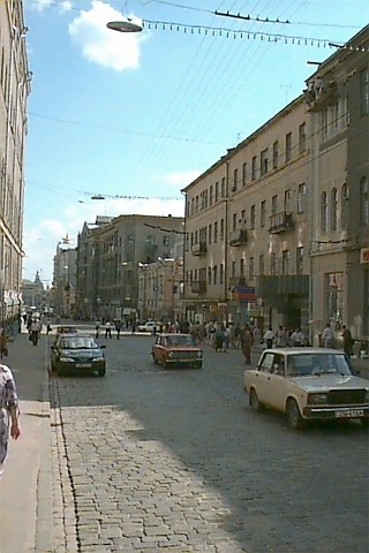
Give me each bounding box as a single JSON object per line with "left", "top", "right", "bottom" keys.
{"left": 23, "top": 0, "right": 368, "bottom": 284}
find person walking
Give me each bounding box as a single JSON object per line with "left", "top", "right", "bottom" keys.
{"left": 322, "top": 322, "right": 334, "bottom": 348}
{"left": 0, "top": 329, "right": 8, "bottom": 359}
{"left": 276, "top": 325, "right": 288, "bottom": 348}
{"left": 105, "top": 320, "right": 112, "bottom": 339}
{"left": 290, "top": 328, "right": 305, "bottom": 347}
{"left": 263, "top": 326, "right": 275, "bottom": 349}
{"left": 115, "top": 319, "right": 122, "bottom": 340}
{"left": 342, "top": 325, "right": 354, "bottom": 357}
{"left": 30, "top": 318, "right": 41, "bottom": 346}
{"left": 0, "top": 362, "right": 21, "bottom": 479}
{"left": 240, "top": 324, "right": 254, "bottom": 364}
{"left": 95, "top": 319, "right": 100, "bottom": 339}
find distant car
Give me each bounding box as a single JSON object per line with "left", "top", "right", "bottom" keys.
{"left": 56, "top": 325, "right": 79, "bottom": 335}
{"left": 244, "top": 348, "right": 369, "bottom": 430}
{"left": 151, "top": 333, "right": 203, "bottom": 369}
{"left": 137, "top": 321, "right": 159, "bottom": 333}
{"left": 50, "top": 334, "right": 106, "bottom": 377}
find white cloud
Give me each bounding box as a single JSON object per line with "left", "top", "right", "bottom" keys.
{"left": 28, "top": 0, "right": 72, "bottom": 13}
{"left": 23, "top": 197, "right": 184, "bottom": 284}
{"left": 68, "top": 1, "right": 148, "bottom": 71}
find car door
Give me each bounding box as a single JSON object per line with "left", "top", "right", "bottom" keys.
{"left": 252, "top": 352, "right": 276, "bottom": 404}
{"left": 262, "top": 353, "right": 288, "bottom": 412}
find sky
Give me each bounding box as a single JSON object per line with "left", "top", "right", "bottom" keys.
{"left": 22, "top": 0, "right": 368, "bottom": 285}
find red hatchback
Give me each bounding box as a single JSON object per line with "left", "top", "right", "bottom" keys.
{"left": 151, "top": 333, "right": 203, "bottom": 369}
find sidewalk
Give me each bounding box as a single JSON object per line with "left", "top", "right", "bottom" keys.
{"left": 0, "top": 332, "right": 52, "bottom": 553}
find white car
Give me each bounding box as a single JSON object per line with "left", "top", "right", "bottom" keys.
{"left": 244, "top": 348, "right": 369, "bottom": 430}
{"left": 136, "top": 321, "right": 159, "bottom": 333}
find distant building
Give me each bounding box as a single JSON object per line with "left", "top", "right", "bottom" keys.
{"left": 22, "top": 271, "right": 45, "bottom": 311}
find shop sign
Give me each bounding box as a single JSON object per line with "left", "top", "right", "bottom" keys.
{"left": 232, "top": 286, "right": 257, "bottom": 303}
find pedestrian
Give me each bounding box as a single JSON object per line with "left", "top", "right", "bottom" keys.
{"left": 223, "top": 325, "right": 231, "bottom": 351}
{"left": 0, "top": 362, "right": 21, "bottom": 480}
{"left": 95, "top": 319, "right": 100, "bottom": 339}
{"left": 105, "top": 320, "right": 112, "bottom": 339}
{"left": 276, "top": 325, "right": 288, "bottom": 347}
{"left": 214, "top": 326, "right": 225, "bottom": 352}
{"left": 0, "top": 329, "right": 8, "bottom": 359}
{"left": 263, "top": 326, "right": 275, "bottom": 349}
{"left": 240, "top": 324, "right": 254, "bottom": 364}
{"left": 342, "top": 325, "right": 354, "bottom": 357}
{"left": 290, "top": 328, "right": 305, "bottom": 347}
{"left": 30, "top": 318, "right": 41, "bottom": 346}
{"left": 322, "top": 322, "right": 334, "bottom": 348}
{"left": 115, "top": 319, "right": 122, "bottom": 340}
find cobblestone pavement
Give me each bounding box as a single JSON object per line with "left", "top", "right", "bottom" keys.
{"left": 49, "top": 337, "right": 369, "bottom": 553}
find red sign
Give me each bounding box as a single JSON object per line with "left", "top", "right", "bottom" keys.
{"left": 360, "top": 248, "right": 369, "bottom": 263}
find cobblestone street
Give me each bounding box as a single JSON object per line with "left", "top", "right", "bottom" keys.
{"left": 48, "top": 335, "right": 369, "bottom": 553}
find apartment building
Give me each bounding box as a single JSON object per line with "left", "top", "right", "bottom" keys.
{"left": 0, "top": 1, "right": 31, "bottom": 323}
{"left": 75, "top": 214, "right": 184, "bottom": 321}
{"left": 183, "top": 96, "right": 310, "bottom": 335}
{"left": 306, "top": 25, "right": 369, "bottom": 344}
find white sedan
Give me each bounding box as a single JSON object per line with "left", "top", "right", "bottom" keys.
{"left": 136, "top": 321, "right": 159, "bottom": 333}
{"left": 244, "top": 348, "right": 369, "bottom": 430}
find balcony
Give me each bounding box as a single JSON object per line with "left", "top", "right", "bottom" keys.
{"left": 190, "top": 280, "right": 207, "bottom": 294}
{"left": 304, "top": 79, "right": 338, "bottom": 113}
{"left": 192, "top": 242, "right": 207, "bottom": 257}
{"left": 229, "top": 276, "right": 247, "bottom": 287}
{"left": 269, "top": 212, "right": 293, "bottom": 234}
{"left": 229, "top": 229, "right": 248, "bottom": 247}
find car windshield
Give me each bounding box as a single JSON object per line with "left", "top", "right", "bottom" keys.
{"left": 286, "top": 353, "right": 353, "bottom": 377}
{"left": 166, "top": 335, "right": 195, "bottom": 346}
{"left": 59, "top": 337, "right": 98, "bottom": 349}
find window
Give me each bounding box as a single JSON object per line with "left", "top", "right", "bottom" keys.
{"left": 360, "top": 68, "right": 369, "bottom": 116}
{"left": 296, "top": 247, "right": 304, "bottom": 275}
{"left": 208, "top": 267, "right": 212, "bottom": 284}
{"left": 250, "top": 205, "right": 256, "bottom": 229}
{"left": 285, "top": 132, "right": 292, "bottom": 162}
{"left": 298, "top": 123, "right": 306, "bottom": 154}
{"left": 260, "top": 200, "right": 266, "bottom": 227}
{"left": 272, "top": 141, "right": 279, "bottom": 169}
{"left": 221, "top": 177, "right": 225, "bottom": 198}
{"left": 163, "top": 236, "right": 170, "bottom": 246}
{"left": 360, "top": 177, "right": 369, "bottom": 225}
{"left": 208, "top": 224, "right": 212, "bottom": 244}
{"left": 331, "top": 188, "right": 338, "bottom": 231}
{"left": 322, "top": 108, "right": 329, "bottom": 138}
{"left": 214, "top": 221, "right": 218, "bottom": 242}
{"left": 219, "top": 263, "right": 224, "bottom": 284}
{"left": 249, "top": 257, "right": 254, "bottom": 278}
{"left": 209, "top": 185, "right": 213, "bottom": 206}
{"left": 233, "top": 168, "right": 238, "bottom": 192}
{"left": 271, "top": 195, "right": 278, "bottom": 215}
{"left": 241, "top": 209, "right": 246, "bottom": 225}
{"left": 321, "top": 192, "right": 328, "bottom": 232}
{"left": 213, "top": 266, "right": 217, "bottom": 285}
{"left": 282, "top": 250, "right": 290, "bottom": 275}
{"left": 260, "top": 148, "right": 269, "bottom": 176}
{"left": 232, "top": 213, "right": 237, "bottom": 231}
{"left": 341, "top": 183, "right": 349, "bottom": 229}
{"left": 220, "top": 218, "right": 224, "bottom": 240}
{"left": 231, "top": 260, "right": 236, "bottom": 278}
{"left": 284, "top": 189, "right": 291, "bottom": 212}
{"left": 332, "top": 102, "right": 339, "bottom": 132}
{"left": 297, "top": 183, "right": 306, "bottom": 213}
{"left": 242, "top": 162, "right": 247, "bottom": 186}
{"left": 259, "top": 254, "right": 264, "bottom": 275}
{"left": 240, "top": 258, "right": 245, "bottom": 277}
{"left": 215, "top": 181, "right": 219, "bottom": 202}
{"left": 251, "top": 156, "right": 257, "bottom": 180}
{"left": 271, "top": 253, "right": 277, "bottom": 275}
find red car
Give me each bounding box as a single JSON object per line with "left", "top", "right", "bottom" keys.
{"left": 151, "top": 333, "right": 203, "bottom": 369}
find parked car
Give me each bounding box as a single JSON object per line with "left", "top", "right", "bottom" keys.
{"left": 244, "top": 348, "right": 369, "bottom": 430}
{"left": 151, "top": 333, "right": 203, "bottom": 369}
{"left": 137, "top": 321, "right": 159, "bottom": 333}
{"left": 50, "top": 333, "right": 106, "bottom": 377}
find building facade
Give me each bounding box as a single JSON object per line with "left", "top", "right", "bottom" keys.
{"left": 183, "top": 96, "right": 310, "bottom": 336}
{"left": 75, "top": 214, "right": 184, "bottom": 321}
{"left": 52, "top": 243, "right": 77, "bottom": 318}
{"left": 306, "top": 25, "right": 369, "bottom": 345}
{"left": 0, "top": 1, "right": 31, "bottom": 324}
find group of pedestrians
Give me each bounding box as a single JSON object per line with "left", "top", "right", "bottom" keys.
{"left": 95, "top": 318, "right": 123, "bottom": 340}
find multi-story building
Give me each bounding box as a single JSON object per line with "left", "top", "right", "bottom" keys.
{"left": 0, "top": 1, "right": 31, "bottom": 324}
{"left": 52, "top": 243, "right": 77, "bottom": 318}
{"left": 306, "top": 24, "right": 369, "bottom": 345}
{"left": 183, "top": 96, "right": 310, "bottom": 335}
{"left": 75, "top": 214, "right": 184, "bottom": 321}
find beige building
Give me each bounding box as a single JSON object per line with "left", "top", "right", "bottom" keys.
{"left": 0, "top": 1, "right": 31, "bottom": 323}
{"left": 306, "top": 25, "right": 369, "bottom": 345}
{"left": 183, "top": 96, "right": 310, "bottom": 336}
{"left": 75, "top": 214, "right": 184, "bottom": 321}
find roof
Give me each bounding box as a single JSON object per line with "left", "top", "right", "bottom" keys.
{"left": 262, "top": 348, "right": 342, "bottom": 355}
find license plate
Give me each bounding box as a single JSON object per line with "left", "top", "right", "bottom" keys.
{"left": 335, "top": 409, "right": 364, "bottom": 418}
{"left": 76, "top": 363, "right": 92, "bottom": 368}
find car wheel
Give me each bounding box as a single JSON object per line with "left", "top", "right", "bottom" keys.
{"left": 152, "top": 354, "right": 158, "bottom": 364}
{"left": 98, "top": 368, "right": 106, "bottom": 377}
{"left": 249, "top": 388, "right": 263, "bottom": 412}
{"left": 286, "top": 398, "right": 306, "bottom": 430}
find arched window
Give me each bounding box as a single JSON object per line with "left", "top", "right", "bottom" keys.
{"left": 341, "top": 183, "right": 349, "bottom": 229}
{"left": 321, "top": 191, "right": 328, "bottom": 232}
{"left": 331, "top": 188, "right": 338, "bottom": 231}
{"left": 360, "top": 177, "right": 369, "bottom": 225}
